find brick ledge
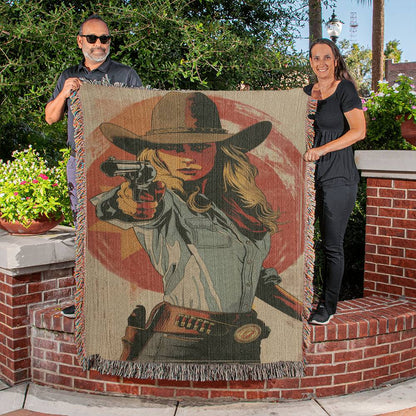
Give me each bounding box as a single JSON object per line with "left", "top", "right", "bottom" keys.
{"left": 29, "top": 296, "right": 416, "bottom": 399}
{"left": 311, "top": 296, "right": 416, "bottom": 343}
{"left": 34, "top": 296, "right": 416, "bottom": 344}
{"left": 33, "top": 303, "right": 75, "bottom": 334}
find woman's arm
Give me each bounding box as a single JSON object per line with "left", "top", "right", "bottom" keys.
{"left": 303, "top": 108, "right": 366, "bottom": 162}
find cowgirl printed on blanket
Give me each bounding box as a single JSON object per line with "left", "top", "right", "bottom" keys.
{"left": 72, "top": 86, "right": 313, "bottom": 381}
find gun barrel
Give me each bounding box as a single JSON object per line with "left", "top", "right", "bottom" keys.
{"left": 100, "top": 158, "right": 155, "bottom": 178}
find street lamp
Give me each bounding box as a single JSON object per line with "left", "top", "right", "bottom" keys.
{"left": 326, "top": 10, "right": 344, "bottom": 43}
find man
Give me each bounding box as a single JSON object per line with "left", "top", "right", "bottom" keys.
{"left": 45, "top": 14, "right": 142, "bottom": 318}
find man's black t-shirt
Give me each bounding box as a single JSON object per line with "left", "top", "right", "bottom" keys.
{"left": 49, "top": 58, "right": 142, "bottom": 150}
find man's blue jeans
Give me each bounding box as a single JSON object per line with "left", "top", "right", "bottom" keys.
{"left": 67, "top": 155, "right": 77, "bottom": 224}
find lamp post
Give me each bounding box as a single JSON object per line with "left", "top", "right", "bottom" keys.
{"left": 326, "top": 10, "right": 344, "bottom": 43}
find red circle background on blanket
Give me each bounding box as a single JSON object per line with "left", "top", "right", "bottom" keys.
{"left": 86, "top": 95, "right": 304, "bottom": 293}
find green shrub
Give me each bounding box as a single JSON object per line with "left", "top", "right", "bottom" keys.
{"left": 0, "top": 147, "right": 73, "bottom": 227}
{"left": 358, "top": 75, "right": 416, "bottom": 151}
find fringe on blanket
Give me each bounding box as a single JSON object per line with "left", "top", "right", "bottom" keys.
{"left": 71, "top": 89, "right": 87, "bottom": 364}
{"left": 302, "top": 97, "right": 317, "bottom": 357}
{"left": 71, "top": 85, "right": 316, "bottom": 381}
{"left": 84, "top": 354, "right": 305, "bottom": 381}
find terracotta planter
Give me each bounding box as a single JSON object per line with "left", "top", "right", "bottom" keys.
{"left": 0, "top": 214, "right": 63, "bottom": 235}
{"left": 400, "top": 117, "right": 416, "bottom": 146}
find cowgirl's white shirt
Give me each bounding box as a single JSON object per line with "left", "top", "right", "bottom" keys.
{"left": 93, "top": 188, "right": 270, "bottom": 313}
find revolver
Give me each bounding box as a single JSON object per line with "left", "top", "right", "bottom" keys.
{"left": 100, "top": 157, "right": 157, "bottom": 202}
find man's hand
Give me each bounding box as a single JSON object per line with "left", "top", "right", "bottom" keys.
{"left": 61, "top": 77, "right": 82, "bottom": 99}
{"left": 45, "top": 77, "right": 82, "bottom": 124}
{"left": 117, "top": 181, "right": 165, "bottom": 220}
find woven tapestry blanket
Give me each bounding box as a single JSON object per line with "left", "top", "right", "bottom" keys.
{"left": 72, "top": 85, "right": 313, "bottom": 381}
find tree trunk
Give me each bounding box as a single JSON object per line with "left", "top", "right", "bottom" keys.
{"left": 371, "top": 0, "right": 384, "bottom": 91}
{"left": 309, "top": 0, "right": 322, "bottom": 47}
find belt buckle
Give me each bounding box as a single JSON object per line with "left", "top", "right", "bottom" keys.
{"left": 233, "top": 323, "right": 261, "bottom": 343}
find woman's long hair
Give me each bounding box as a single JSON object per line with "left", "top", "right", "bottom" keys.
{"left": 309, "top": 38, "right": 356, "bottom": 85}
{"left": 138, "top": 144, "right": 279, "bottom": 234}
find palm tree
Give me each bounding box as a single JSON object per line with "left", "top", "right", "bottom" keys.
{"left": 309, "top": 0, "right": 322, "bottom": 46}
{"left": 360, "top": 0, "right": 385, "bottom": 91}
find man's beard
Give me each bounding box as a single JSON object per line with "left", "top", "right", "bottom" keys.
{"left": 84, "top": 47, "right": 110, "bottom": 63}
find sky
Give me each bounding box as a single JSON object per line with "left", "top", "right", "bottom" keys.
{"left": 295, "top": 0, "right": 416, "bottom": 62}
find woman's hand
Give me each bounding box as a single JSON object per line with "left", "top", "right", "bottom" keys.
{"left": 117, "top": 181, "right": 165, "bottom": 220}
{"left": 303, "top": 147, "right": 325, "bottom": 162}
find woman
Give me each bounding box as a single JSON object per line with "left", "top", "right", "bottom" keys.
{"left": 93, "top": 91, "right": 302, "bottom": 363}
{"left": 303, "top": 39, "right": 366, "bottom": 325}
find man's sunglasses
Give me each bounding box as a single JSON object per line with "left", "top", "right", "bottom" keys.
{"left": 80, "top": 34, "right": 111, "bottom": 44}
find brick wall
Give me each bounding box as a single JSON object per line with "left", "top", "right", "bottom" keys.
{"left": 364, "top": 178, "right": 416, "bottom": 300}
{"left": 0, "top": 268, "right": 75, "bottom": 385}
{"left": 30, "top": 297, "right": 416, "bottom": 400}
{"left": 385, "top": 60, "right": 416, "bottom": 85}
{"left": 3, "top": 153, "right": 416, "bottom": 398}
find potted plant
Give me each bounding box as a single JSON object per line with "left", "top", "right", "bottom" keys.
{"left": 364, "top": 74, "right": 416, "bottom": 147}
{"left": 0, "top": 147, "right": 72, "bottom": 234}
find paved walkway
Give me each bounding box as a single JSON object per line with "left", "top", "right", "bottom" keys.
{"left": 1, "top": 378, "right": 416, "bottom": 416}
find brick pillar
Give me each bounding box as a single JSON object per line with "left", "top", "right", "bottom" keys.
{"left": 0, "top": 226, "right": 75, "bottom": 385}
{"left": 355, "top": 151, "right": 416, "bottom": 301}
{"left": 364, "top": 178, "right": 416, "bottom": 299}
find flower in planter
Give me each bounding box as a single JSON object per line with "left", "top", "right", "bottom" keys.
{"left": 0, "top": 147, "right": 72, "bottom": 227}
{"left": 365, "top": 74, "right": 416, "bottom": 122}
{"left": 360, "top": 75, "right": 416, "bottom": 150}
